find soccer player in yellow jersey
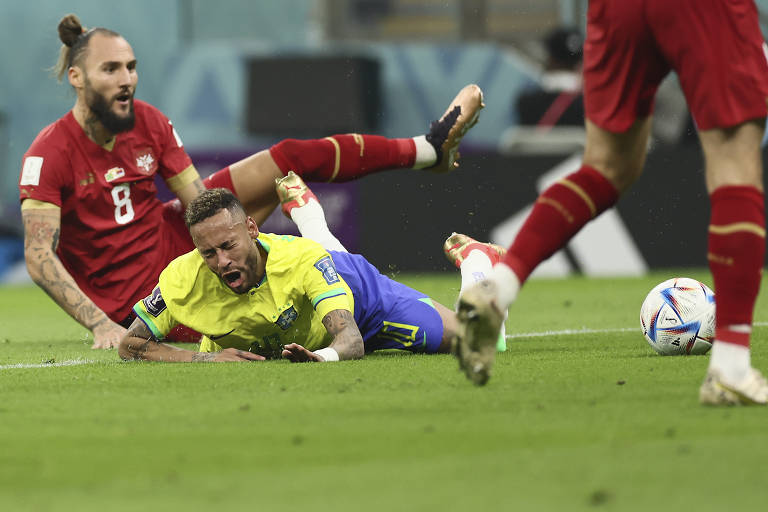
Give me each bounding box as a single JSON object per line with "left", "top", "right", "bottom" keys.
{"left": 118, "top": 187, "right": 504, "bottom": 364}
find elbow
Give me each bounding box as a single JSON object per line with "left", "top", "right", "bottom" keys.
{"left": 349, "top": 335, "right": 365, "bottom": 360}
{"left": 23, "top": 252, "right": 44, "bottom": 285}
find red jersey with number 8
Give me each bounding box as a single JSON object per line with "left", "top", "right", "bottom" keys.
{"left": 19, "top": 100, "right": 195, "bottom": 323}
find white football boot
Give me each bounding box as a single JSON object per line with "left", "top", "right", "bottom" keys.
{"left": 699, "top": 367, "right": 768, "bottom": 405}
{"left": 453, "top": 280, "right": 504, "bottom": 386}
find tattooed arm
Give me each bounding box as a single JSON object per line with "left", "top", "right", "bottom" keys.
{"left": 321, "top": 309, "right": 365, "bottom": 359}
{"left": 281, "top": 309, "right": 365, "bottom": 362}
{"left": 21, "top": 202, "right": 126, "bottom": 349}
{"left": 118, "top": 317, "right": 265, "bottom": 362}
{"left": 172, "top": 177, "right": 207, "bottom": 208}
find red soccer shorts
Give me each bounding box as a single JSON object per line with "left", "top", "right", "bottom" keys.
{"left": 583, "top": 0, "right": 768, "bottom": 132}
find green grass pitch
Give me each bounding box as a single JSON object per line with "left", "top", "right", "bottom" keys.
{"left": 1, "top": 271, "right": 766, "bottom": 511}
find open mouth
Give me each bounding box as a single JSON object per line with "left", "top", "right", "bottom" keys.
{"left": 222, "top": 270, "right": 243, "bottom": 289}
{"left": 114, "top": 92, "right": 132, "bottom": 107}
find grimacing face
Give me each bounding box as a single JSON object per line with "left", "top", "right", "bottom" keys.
{"left": 78, "top": 33, "right": 138, "bottom": 133}
{"left": 190, "top": 209, "right": 262, "bottom": 294}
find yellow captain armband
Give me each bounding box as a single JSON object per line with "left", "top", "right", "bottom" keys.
{"left": 21, "top": 199, "right": 60, "bottom": 210}
{"left": 164, "top": 165, "right": 200, "bottom": 193}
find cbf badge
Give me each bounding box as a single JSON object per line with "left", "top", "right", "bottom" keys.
{"left": 275, "top": 306, "right": 298, "bottom": 330}
{"left": 314, "top": 256, "right": 340, "bottom": 285}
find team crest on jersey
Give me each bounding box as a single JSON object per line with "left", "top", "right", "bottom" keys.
{"left": 275, "top": 306, "right": 298, "bottom": 330}
{"left": 143, "top": 287, "right": 166, "bottom": 317}
{"left": 314, "top": 256, "right": 340, "bottom": 285}
{"left": 134, "top": 148, "right": 157, "bottom": 175}
{"left": 104, "top": 167, "right": 125, "bottom": 182}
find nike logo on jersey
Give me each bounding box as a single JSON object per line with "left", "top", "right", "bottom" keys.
{"left": 209, "top": 328, "right": 236, "bottom": 340}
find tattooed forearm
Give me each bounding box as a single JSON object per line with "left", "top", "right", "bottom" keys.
{"left": 23, "top": 210, "right": 110, "bottom": 330}
{"left": 191, "top": 352, "right": 217, "bottom": 362}
{"left": 34, "top": 256, "right": 107, "bottom": 329}
{"left": 322, "top": 309, "right": 364, "bottom": 360}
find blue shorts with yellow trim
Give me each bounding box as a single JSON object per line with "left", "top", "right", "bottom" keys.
{"left": 329, "top": 251, "right": 444, "bottom": 354}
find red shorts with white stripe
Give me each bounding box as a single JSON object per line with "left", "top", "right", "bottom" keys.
{"left": 583, "top": 0, "right": 768, "bottom": 132}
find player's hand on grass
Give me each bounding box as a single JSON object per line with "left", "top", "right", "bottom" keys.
{"left": 91, "top": 321, "right": 127, "bottom": 350}
{"left": 281, "top": 343, "right": 323, "bottom": 362}
{"left": 213, "top": 348, "right": 265, "bottom": 362}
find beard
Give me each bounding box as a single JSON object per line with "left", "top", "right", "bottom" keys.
{"left": 85, "top": 83, "right": 136, "bottom": 134}
{"left": 220, "top": 248, "right": 262, "bottom": 294}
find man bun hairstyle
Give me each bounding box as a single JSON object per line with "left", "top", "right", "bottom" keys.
{"left": 184, "top": 188, "right": 247, "bottom": 228}
{"left": 53, "top": 13, "right": 122, "bottom": 81}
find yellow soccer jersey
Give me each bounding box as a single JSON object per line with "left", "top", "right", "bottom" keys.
{"left": 133, "top": 233, "right": 353, "bottom": 357}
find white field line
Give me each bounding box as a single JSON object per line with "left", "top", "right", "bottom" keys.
{"left": 506, "top": 321, "right": 768, "bottom": 340}
{"left": 0, "top": 358, "right": 96, "bottom": 370}
{"left": 4, "top": 321, "right": 768, "bottom": 365}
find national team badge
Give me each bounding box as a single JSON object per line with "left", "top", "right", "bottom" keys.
{"left": 275, "top": 306, "right": 298, "bottom": 330}
{"left": 314, "top": 256, "right": 340, "bottom": 285}
{"left": 104, "top": 167, "right": 125, "bottom": 182}
{"left": 134, "top": 148, "right": 157, "bottom": 175}
{"left": 143, "top": 287, "right": 166, "bottom": 317}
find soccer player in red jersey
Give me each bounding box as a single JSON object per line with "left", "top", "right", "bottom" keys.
{"left": 454, "top": 0, "right": 768, "bottom": 403}
{"left": 19, "top": 14, "right": 484, "bottom": 350}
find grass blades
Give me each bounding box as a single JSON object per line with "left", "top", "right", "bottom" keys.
{"left": 0, "top": 271, "right": 766, "bottom": 511}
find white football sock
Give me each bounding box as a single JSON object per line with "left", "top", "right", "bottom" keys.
{"left": 459, "top": 250, "right": 507, "bottom": 343}
{"left": 289, "top": 199, "right": 347, "bottom": 253}
{"left": 708, "top": 329, "right": 751, "bottom": 383}
{"left": 411, "top": 135, "right": 437, "bottom": 169}
{"left": 489, "top": 262, "right": 521, "bottom": 310}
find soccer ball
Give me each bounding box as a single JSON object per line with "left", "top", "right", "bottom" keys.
{"left": 639, "top": 277, "right": 715, "bottom": 355}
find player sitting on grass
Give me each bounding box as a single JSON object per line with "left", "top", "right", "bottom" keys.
{"left": 118, "top": 184, "right": 505, "bottom": 364}
{"left": 21, "top": 13, "right": 484, "bottom": 349}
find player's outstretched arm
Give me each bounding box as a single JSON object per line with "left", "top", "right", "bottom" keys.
{"left": 172, "top": 177, "right": 207, "bottom": 208}
{"left": 118, "top": 318, "right": 264, "bottom": 362}
{"left": 281, "top": 309, "right": 365, "bottom": 362}
{"left": 22, "top": 204, "right": 126, "bottom": 349}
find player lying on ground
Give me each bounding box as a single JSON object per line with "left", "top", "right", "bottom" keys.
{"left": 452, "top": 0, "right": 768, "bottom": 404}
{"left": 118, "top": 186, "right": 505, "bottom": 364}
{"left": 20, "top": 14, "right": 484, "bottom": 349}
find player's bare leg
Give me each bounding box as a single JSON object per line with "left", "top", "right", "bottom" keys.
{"left": 444, "top": 233, "right": 507, "bottom": 385}
{"left": 433, "top": 301, "right": 460, "bottom": 354}
{"left": 228, "top": 149, "right": 284, "bottom": 224}
{"left": 697, "top": 119, "right": 767, "bottom": 405}
{"left": 582, "top": 117, "right": 653, "bottom": 193}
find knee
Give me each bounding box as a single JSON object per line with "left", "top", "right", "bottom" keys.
{"left": 586, "top": 162, "right": 643, "bottom": 193}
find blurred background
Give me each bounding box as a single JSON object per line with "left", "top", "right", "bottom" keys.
{"left": 3, "top": 0, "right": 768, "bottom": 283}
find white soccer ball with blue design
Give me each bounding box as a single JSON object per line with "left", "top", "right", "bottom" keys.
{"left": 640, "top": 277, "right": 715, "bottom": 355}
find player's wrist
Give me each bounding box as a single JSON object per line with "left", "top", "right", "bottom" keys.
{"left": 88, "top": 315, "right": 112, "bottom": 331}
{"left": 312, "top": 347, "right": 339, "bottom": 362}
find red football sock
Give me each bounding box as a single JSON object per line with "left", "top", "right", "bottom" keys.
{"left": 708, "top": 185, "right": 765, "bottom": 348}
{"left": 203, "top": 166, "right": 236, "bottom": 192}
{"left": 502, "top": 165, "right": 619, "bottom": 282}
{"left": 269, "top": 134, "right": 416, "bottom": 182}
